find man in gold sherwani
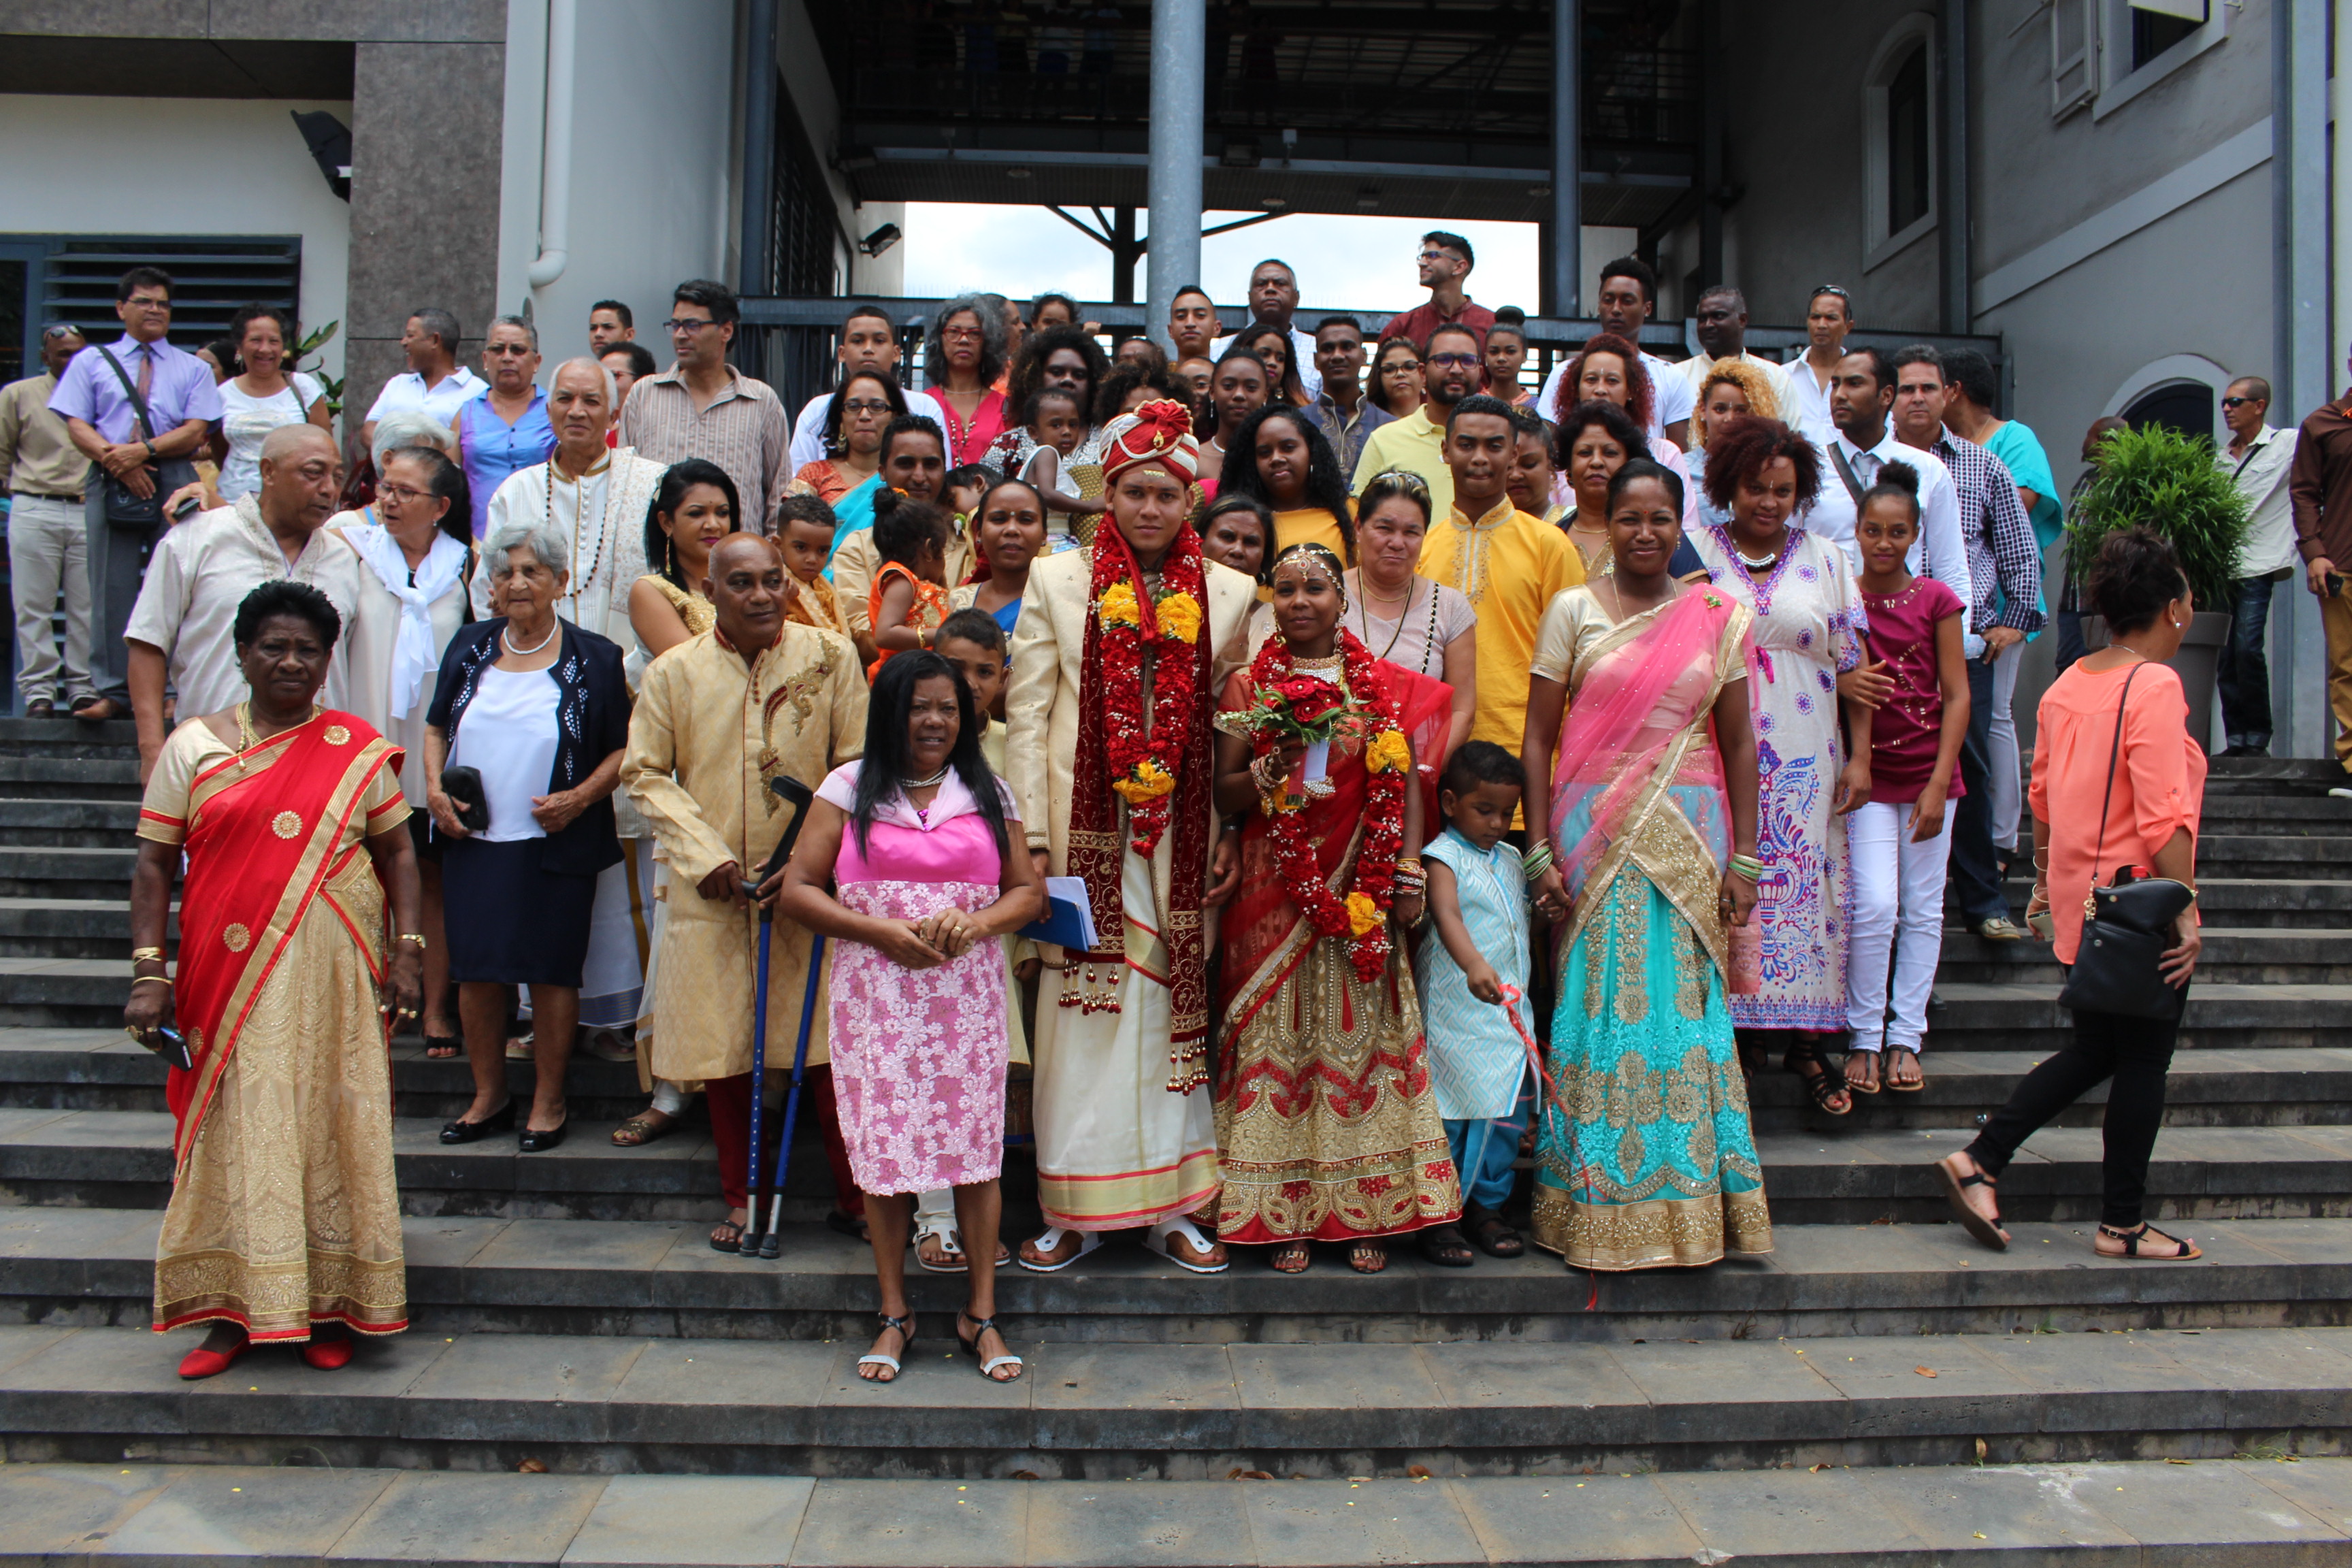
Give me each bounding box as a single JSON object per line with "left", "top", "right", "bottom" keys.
{"left": 1007, "top": 401, "right": 1257, "bottom": 1274}
{"left": 623, "top": 532, "right": 868, "bottom": 1252}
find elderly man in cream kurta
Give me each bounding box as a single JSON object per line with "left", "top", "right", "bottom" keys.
{"left": 480, "top": 358, "right": 661, "bottom": 1035}
{"left": 1007, "top": 401, "right": 1256, "bottom": 1275}
{"left": 624, "top": 534, "right": 868, "bottom": 1250}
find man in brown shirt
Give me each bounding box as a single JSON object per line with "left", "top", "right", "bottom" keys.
{"left": 618, "top": 280, "right": 792, "bottom": 532}
{"left": 2287, "top": 354, "right": 2352, "bottom": 790}
{"left": 1, "top": 325, "right": 91, "bottom": 715}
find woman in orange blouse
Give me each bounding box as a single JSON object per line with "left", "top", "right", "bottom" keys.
{"left": 1936, "top": 529, "right": 2204, "bottom": 1261}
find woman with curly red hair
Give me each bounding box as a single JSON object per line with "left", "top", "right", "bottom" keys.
{"left": 1691, "top": 416, "right": 1878, "bottom": 1116}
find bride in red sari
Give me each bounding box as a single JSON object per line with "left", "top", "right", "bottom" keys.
{"left": 1211, "top": 542, "right": 1461, "bottom": 1273}
{"left": 125, "top": 582, "right": 422, "bottom": 1379}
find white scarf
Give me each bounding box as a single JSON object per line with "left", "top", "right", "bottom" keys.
{"left": 350, "top": 519, "right": 468, "bottom": 716}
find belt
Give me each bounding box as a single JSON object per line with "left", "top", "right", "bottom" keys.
{"left": 10, "top": 491, "right": 84, "bottom": 504}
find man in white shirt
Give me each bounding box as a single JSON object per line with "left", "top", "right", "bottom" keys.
{"left": 1805, "top": 346, "right": 1971, "bottom": 617}
{"left": 1781, "top": 287, "right": 1851, "bottom": 446}
{"left": 360, "top": 308, "right": 482, "bottom": 449}
{"left": 1210, "top": 259, "right": 1322, "bottom": 399}
{"left": 2219, "top": 375, "right": 2300, "bottom": 755}
{"left": 1533, "top": 256, "right": 1693, "bottom": 444}
{"left": 787, "top": 305, "right": 947, "bottom": 469}
{"left": 1676, "top": 287, "right": 1794, "bottom": 415}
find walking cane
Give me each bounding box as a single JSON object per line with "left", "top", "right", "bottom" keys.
{"left": 739, "top": 776, "right": 815, "bottom": 1259}
{"left": 755, "top": 923, "right": 828, "bottom": 1259}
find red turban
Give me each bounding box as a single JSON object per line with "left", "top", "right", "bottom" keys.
{"left": 1098, "top": 399, "right": 1200, "bottom": 487}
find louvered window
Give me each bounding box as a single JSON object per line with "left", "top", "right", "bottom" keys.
{"left": 35, "top": 235, "right": 301, "bottom": 349}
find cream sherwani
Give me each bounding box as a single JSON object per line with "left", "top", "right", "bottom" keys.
{"left": 622, "top": 626, "right": 867, "bottom": 1079}
{"left": 475, "top": 448, "right": 659, "bottom": 648}
{"left": 1006, "top": 546, "right": 1257, "bottom": 1230}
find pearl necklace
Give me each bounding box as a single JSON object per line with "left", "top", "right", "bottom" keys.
{"left": 900, "top": 766, "right": 949, "bottom": 789}
{"left": 502, "top": 619, "right": 559, "bottom": 657}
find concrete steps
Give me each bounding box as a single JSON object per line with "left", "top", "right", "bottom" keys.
{"left": 3, "top": 1322, "right": 2350, "bottom": 1477}
{"left": 1935, "top": 927, "right": 2352, "bottom": 986}
{"left": 6, "top": 1456, "right": 2346, "bottom": 1567}
{"left": 8, "top": 1207, "right": 2351, "bottom": 1343}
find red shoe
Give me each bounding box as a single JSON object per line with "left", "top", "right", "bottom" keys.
{"left": 301, "top": 1333, "right": 353, "bottom": 1371}
{"left": 177, "top": 1333, "right": 250, "bottom": 1380}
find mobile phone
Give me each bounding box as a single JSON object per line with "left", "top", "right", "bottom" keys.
{"left": 168, "top": 491, "right": 202, "bottom": 522}
{"left": 142, "top": 1026, "right": 195, "bottom": 1073}
{"left": 2330, "top": 573, "right": 2348, "bottom": 599}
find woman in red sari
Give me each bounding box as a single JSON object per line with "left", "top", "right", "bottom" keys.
{"left": 1210, "top": 542, "right": 1461, "bottom": 1274}
{"left": 125, "top": 581, "right": 422, "bottom": 1379}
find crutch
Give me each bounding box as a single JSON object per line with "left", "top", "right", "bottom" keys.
{"left": 755, "top": 917, "right": 828, "bottom": 1260}
{"left": 739, "top": 776, "right": 815, "bottom": 1259}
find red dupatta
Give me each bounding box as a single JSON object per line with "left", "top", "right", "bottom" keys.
{"left": 161, "top": 713, "right": 402, "bottom": 1172}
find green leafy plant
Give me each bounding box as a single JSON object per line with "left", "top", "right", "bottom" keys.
{"left": 2066, "top": 423, "right": 2250, "bottom": 615}
{"left": 293, "top": 320, "right": 343, "bottom": 414}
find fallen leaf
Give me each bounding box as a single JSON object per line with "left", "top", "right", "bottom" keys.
{"left": 1974, "top": 1533, "right": 1987, "bottom": 1540}
{"left": 517, "top": 1458, "right": 549, "bottom": 1474}
{"left": 1407, "top": 1465, "right": 1433, "bottom": 1479}
{"left": 1228, "top": 1469, "right": 1273, "bottom": 1481}
{"left": 1915, "top": 1367, "right": 1938, "bottom": 1378}
{"left": 1011, "top": 1471, "right": 1039, "bottom": 1481}
{"left": 2166, "top": 1459, "right": 2191, "bottom": 1466}
{"left": 1974, "top": 1439, "right": 1988, "bottom": 1463}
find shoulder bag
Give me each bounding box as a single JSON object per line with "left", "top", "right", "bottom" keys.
{"left": 92, "top": 347, "right": 165, "bottom": 528}
{"left": 2055, "top": 664, "right": 2197, "bottom": 1021}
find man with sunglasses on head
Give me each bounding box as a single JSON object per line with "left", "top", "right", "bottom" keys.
{"left": 1784, "top": 286, "right": 1854, "bottom": 446}
{"left": 49, "top": 267, "right": 224, "bottom": 723}
{"left": 1534, "top": 256, "right": 1694, "bottom": 446}
{"left": 619, "top": 279, "right": 793, "bottom": 532}
{"left": 3, "top": 324, "right": 92, "bottom": 717}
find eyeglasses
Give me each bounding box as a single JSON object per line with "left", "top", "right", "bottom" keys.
{"left": 2220, "top": 395, "right": 2264, "bottom": 409}
{"left": 840, "top": 399, "right": 894, "bottom": 414}
{"left": 1416, "top": 248, "right": 1464, "bottom": 263}
{"left": 940, "top": 325, "right": 984, "bottom": 342}
{"left": 662, "top": 318, "right": 719, "bottom": 334}
{"left": 1383, "top": 358, "right": 1422, "bottom": 373}
{"left": 122, "top": 297, "right": 171, "bottom": 311}
{"left": 1426, "top": 353, "right": 1480, "bottom": 368}
{"left": 485, "top": 342, "right": 534, "bottom": 356}
{"left": 376, "top": 482, "right": 432, "bottom": 505}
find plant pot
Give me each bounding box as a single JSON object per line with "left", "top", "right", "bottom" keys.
{"left": 2081, "top": 610, "right": 2234, "bottom": 749}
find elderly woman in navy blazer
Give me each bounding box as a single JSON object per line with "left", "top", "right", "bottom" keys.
{"left": 422, "top": 518, "right": 630, "bottom": 1152}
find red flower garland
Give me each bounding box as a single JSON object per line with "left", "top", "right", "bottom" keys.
{"left": 1245, "top": 627, "right": 1409, "bottom": 981}
{"left": 1091, "top": 528, "right": 1209, "bottom": 856}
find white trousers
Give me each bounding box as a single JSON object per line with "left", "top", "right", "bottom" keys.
{"left": 7, "top": 493, "right": 93, "bottom": 704}
{"left": 1985, "top": 647, "right": 2024, "bottom": 853}
{"left": 1844, "top": 798, "right": 1954, "bottom": 1053}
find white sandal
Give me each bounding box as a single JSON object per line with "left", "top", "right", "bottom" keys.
{"left": 856, "top": 1312, "right": 913, "bottom": 1382}
{"left": 1017, "top": 1225, "right": 1103, "bottom": 1273}
{"left": 1144, "top": 1214, "right": 1228, "bottom": 1274}
{"left": 913, "top": 1215, "right": 968, "bottom": 1274}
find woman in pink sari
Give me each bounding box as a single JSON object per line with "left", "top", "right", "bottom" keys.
{"left": 1518, "top": 460, "right": 1772, "bottom": 1271}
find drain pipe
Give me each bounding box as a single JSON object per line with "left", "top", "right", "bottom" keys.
{"left": 527, "top": 0, "right": 576, "bottom": 290}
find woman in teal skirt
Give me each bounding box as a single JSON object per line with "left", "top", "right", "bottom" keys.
{"left": 1518, "top": 459, "right": 1772, "bottom": 1270}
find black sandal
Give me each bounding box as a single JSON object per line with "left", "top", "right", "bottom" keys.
{"left": 2097, "top": 1222, "right": 2201, "bottom": 1260}
{"left": 708, "top": 1213, "right": 747, "bottom": 1254}
{"left": 1786, "top": 1045, "right": 1852, "bottom": 1116}
{"left": 1934, "top": 1154, "right": 2008, "bottom": 1251}
{"left": 825, "top": 1209, "right": 870, "bottom": 1244}
{"left": 1465, "top": 1207, "right": 1524, "bottom": 1258}
{"left": 955, "top": 1311, "right": 1024, "bottom": 1382}
{"left": 1417, "top": 1225, "right": 1475, "bottom": 1267}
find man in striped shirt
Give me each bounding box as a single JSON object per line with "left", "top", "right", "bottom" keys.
{"left": 1891, "top": 344, "right": 2044, "bottom": 943}
{"left": 618, "top": 280, "right": 792, "bottom": 532}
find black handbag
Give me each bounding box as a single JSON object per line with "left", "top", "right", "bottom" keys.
{"left": 92, "top": 347, "right": 165, "bottom": 528}
{"left": 2055, "top": 664, "right": 2197, "bottom": 1020}
{"left": 440, "top": 765, "right": 491, "bottom": 833}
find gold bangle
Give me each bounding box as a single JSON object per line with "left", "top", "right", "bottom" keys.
{"left": 131, "top": 975, "right": 172, "bottom": 989}
{"left": 394, "top": 933, "right": 427, "bottom": 950}
{"left": 130, "top": 946, "right": 165, "bottom": 964}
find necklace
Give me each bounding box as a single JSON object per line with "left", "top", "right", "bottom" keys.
{"left": 235, "top": 700, "right": 321, "bottom": 764}
{"left": 901, "top": 766, "right": 949, "bottom": 789}
{"left": 502, "top": 619, "right": 559, "bottom": 657}
{"left": 1351, "top": 570, "right": 1424, "bottom": 666}
{"left": 1290, "top": 649, "right": 1347, "bottom": 677}
{"left": 546, "top": 452, "right": 615, "bottom": 612}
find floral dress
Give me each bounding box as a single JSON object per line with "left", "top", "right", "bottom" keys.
{"left": 1692, "top": 526, "right": 1867, "bottom": 1032}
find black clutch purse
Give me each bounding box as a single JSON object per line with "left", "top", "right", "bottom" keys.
{"left": 2055, "top": 666, "right": 2195, "bottom": 1021}
{"left": 440, "top": 765, "right": 491, "bottom": 832}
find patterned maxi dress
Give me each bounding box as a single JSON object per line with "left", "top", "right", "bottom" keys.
{"left": 1692, "top": 526, "right": 1867, "bottom": 1032}
{"left": 816, "top": 763, "right": 1014, "bottom": 1194}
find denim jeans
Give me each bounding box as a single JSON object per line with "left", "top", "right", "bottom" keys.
{"left": 2213, "top": 573, "right": 2276, "bottom": 752}
{"left": 1948, "top": 655, "right": 2009, "bottom": 925}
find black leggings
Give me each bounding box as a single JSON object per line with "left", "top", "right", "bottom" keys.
{"left": 1963, "top": 1003, "right": 2182, "bottom": 1229}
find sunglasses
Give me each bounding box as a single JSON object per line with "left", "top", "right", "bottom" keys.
{"left": 2220, "top": 395, "right": 2264, "bottom": 409}
{"left": 486, "top": 342, "right": 534, "bottom": 356}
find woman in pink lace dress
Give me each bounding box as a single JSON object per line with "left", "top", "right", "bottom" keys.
{"left": 774, "top": 651, "right": 1043, "bottom": 1386}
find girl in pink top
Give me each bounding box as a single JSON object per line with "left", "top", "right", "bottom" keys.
{"left": 1843, "top": 463, "right": 1970, "bottom": 1096}
{"left": 1936, "top": 529, "right": 2204, "bottom": 1263}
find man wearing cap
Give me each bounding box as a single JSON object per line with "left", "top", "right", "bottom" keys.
{"left": 1007, "top": 399, "right": 1258, "bottom": 1274}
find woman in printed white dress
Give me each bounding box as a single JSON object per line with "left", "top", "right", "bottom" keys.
{"left": 210, "top": 306, "right": 331, "bottom": 502}
{"left": 1690, "top": 417, "right": 1879, "bottom": 1117}
{"left": 774, "top": 650, "right": 1045, "bottom": 1386}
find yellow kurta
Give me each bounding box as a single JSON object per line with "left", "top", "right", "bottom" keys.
{"left": 1006, "top": 546, "right": 1258, "bottom": 1229}
{"left": 138, "top": 720, "right": 410, "bottom": 1341}
{"left": 1416, "top": 495, "right": 1584, "bottom": 750}
{"left": 1349, "top": 407, "right": 1451, "bottom": 518}
{"left": 622, "top": 627, "right": 868, "bottom": 1080}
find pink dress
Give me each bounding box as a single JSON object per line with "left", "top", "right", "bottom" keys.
{"left": 816, "top": 763, "right": 1014, "bottom": 1194}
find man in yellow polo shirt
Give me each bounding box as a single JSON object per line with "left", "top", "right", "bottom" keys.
{"left": 1414, "top": 392, "right": 1582, "bottom": 751}
{"left": 1350, "top": 321, "right": 1485, "bottom": 519}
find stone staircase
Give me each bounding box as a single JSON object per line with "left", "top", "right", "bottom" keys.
{"left": 1, "top": 716, "right": 2349, "bottom": 1565}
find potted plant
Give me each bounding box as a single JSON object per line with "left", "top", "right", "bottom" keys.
{"left": 2067, "top": 422, "right": 2249, "bottom": 747}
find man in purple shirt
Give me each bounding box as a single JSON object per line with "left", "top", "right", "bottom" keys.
{"left": 48, "top": 267, "right": 221, "bottom": 719}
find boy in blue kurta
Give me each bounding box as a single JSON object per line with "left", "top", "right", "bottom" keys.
{"left": 1412, "top": 741, "right": 1535, "bottom": 1265}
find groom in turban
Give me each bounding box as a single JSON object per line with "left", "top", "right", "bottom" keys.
{"left": 1005, "top": 399, "right": 1258, "bottom": 1273}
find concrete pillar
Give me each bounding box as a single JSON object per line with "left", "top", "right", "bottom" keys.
{"left": 1936, "top": 0, "right": 1970, "bottom": 334}
{"left": 1549, "top": 0, "right": 1581, "bottom": 317}
{"left": 739, "top": 0, "right": 779, "bottom": 299}
{"left": 1147, "top": 0, "right": 1205, "bottom": 351}
{"left": 2277, "top": 0, "right": 2332, "bottom": 757}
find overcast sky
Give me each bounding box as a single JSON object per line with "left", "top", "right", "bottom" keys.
{"left": 900, "top": 203, "right": 1543, "bottom": 318}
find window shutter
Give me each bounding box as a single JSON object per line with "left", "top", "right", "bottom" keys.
{"left": 2052, "top": 0, "right": 2096, "bottom": 116}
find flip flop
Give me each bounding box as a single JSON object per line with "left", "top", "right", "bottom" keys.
{"left": 1144, "top": 1214, "right": 1228, "bottom": 1274}
{"left": 1018, "top": 1225, "right": 1104, "bottom": 1273}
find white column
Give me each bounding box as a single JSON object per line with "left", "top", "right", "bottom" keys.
{"left": 1147, "top": 0, "right": 1205, "bottom": 353}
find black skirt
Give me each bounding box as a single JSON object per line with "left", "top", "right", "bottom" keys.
{"left": 440, "top": 836, "right": 596, "bottom": 987}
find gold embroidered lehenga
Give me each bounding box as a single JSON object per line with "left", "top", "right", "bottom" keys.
{"left": 137, "top": 711, "right": 411, "bottom": 1341}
